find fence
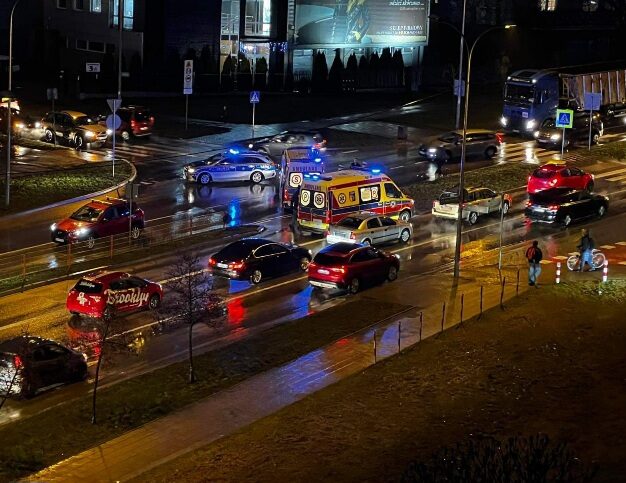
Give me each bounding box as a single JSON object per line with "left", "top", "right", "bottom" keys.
{"left": 0, "top": 209, "right": 226, "bottom": 295}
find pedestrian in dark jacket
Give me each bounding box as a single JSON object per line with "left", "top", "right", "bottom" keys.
{"left": 577, "top": 228, "right": 595, "bottom": 272}
{"left": 525, "top": 240, "right": 543, "bottom": 286}
{"left": 289, "top": 186, "right": 300, "bottom": 236}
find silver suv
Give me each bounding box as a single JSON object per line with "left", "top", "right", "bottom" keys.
{"left": 418, "top": 129, "right": 501, "bottom": 162}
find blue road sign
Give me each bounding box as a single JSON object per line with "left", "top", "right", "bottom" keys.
{"left": 250, "top": 91, "right": 260, "bottom": 104}
{"left": 555, "top": 109, "right": 574, "bottom": 129}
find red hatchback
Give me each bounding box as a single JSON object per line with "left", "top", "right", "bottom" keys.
{"left": 308, "top": 242, "right": 400, "bottom": 294}
{"left": 67, "top": 271, "right": 163, "bottom": 319}
{"left": 527, "top": 163, "right": 594, "bottom": 194}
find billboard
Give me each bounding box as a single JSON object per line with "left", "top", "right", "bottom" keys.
{"left": 295, "top": 0, "right": 429, "bottom": 47}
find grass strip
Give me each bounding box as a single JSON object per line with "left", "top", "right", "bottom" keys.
{"left": 0, "top": 298, "right": 409, "bottom": 481}
{"left": 0, "top": 161, "right": 132, "bottom": 215}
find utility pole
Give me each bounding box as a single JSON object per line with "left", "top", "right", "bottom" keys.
{"left": 5, "top": 0, "right": 22, "bottom": 208}
{"left": 454, "top": 0, "right": 467, "bottom": 130}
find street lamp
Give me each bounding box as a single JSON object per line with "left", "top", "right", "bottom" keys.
{"left": 5, "top": 0, "right": 23, "bottom": 208}
{"left": 447, "top": 23, "right": 516, "bottom": 278}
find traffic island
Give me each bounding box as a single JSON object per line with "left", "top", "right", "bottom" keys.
{"left": 0, "top": 160, "right": 134, "bottom": 216}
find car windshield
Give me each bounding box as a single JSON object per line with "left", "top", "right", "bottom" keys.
{"left": 74, "top": 115, "right": 97, "bottom": 126}
{"left": 542, "top": 119, "right": 556, "bottom": 128}
{"left": 437, "top": 133, "right": 458, "bottom": 143}
{"left": 439, "top": 190, "right": 465, "bottom": 204}
{"left": 529, "top": 189, "right": 571, "bottom": 204}
{"left": 73, "top": 279, "right": 103, "bottom": 293}
{"left": 337, "top": 217, "right": 363, "bottom": 229}
{"left": 216, "top": 242, "right": 261, "bottom": 260}
{"left": 70, "top": 205, "right": 103, "bottom": 222}
{"left": 505, "top": 83, "right": 535, "bottom": 103}
{"left": 134, "top": 110, "right": 150, "bottom": 121}
{"left": 272, "top": 135, "right": 288, "bottom": 142}
{"left": 533, "top": 167, "right": 557, "bottom": 179}
{"left": 205, "top": 154, "right": 225, "bottom": 165}
{"left": 313, "top": 253, "right": 346, "bottom": 265}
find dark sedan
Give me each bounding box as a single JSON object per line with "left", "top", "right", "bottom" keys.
{"left": 248, "top": 131, "right": 326, "bottom": 158}
{"left": 209, "top": 238, "right": 312, "bottom": 284}
{"left": 525, "top": 188, "right": 608, "bottom": 227}
{"left": 0, "top": 336, "right": 88, "bottom": 398}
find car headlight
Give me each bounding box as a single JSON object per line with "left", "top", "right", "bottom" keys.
{"left": 188, "top": 168, "right": 196, "bottom": 173}
{"left": 248, "top": 143, "right": 254, "bottom": 148}
{"left": 14, "top": 122, "right": 25, "bottom": 129}
{"left": 550, "top": 133, "right": 561, "bottom": 141}
{"left": 533, "top": 131, "right": 540, "bottom": 138}
{"left": 106, "top": 129, "right": 113, "bottom": 135}
{"left": 427, "top": 147, "right": 437, "bottom": 153}
{"left": 50, "top": 223, "right": 57, "bottom": 231}
{"left": 85, "top": 131, "right": 95, "bottom": 139}
{"left": 525, "top": 120, "right": 537, "bottom": 130}
{"left": 500, "top": 116, "right": 508, "bottom": 127}
{"left": 34, "top": 121, "right": 41, "bottom": 128}
{"left": 73, "top": 227, "right": 88, "bottom": 236}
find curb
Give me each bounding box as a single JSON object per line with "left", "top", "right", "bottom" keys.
{"left": 0, "top": 158, "right": 137, "bottom": 222}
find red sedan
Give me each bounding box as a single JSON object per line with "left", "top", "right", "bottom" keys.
{"left": 308, "top": 242, "right": 400, "bottom": 294}
{"left": 67, "top": 271, "right": 163, "bottom": 319}
{"left": 527, "top": 163, "right": 594, "bottom": 194}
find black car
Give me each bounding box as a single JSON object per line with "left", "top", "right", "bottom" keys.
{"left": 524, "top": 188, "right": 608, "bottom": 227}
{"left": 248, "top": 131, "right": 326, "bottom": 158}
{"left": 534, "top": 112, "right": 603, "bottom": 149}
{"left": 209, "top": 238, "right": 312, "bottom": 284}
{"left": 0, "top": 336, "right": 88, "bottom": 398}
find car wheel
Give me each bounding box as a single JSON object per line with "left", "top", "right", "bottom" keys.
{"left": 468, "top": 212, "right": 479, "bottom": 225}
{"left": 387, "top": 265, "right": 398, "bottom": 281}
{"left": 585, "top": 181, "right": 594, "bottom": 192}
{"left": 22, "top": 381, "right": 36, "bottom": 399}
{"left": 70, "top": 311, "right": 80, "bottom": 316}
{"left": 349, "top": 277, "right": 360, "bottom": 294}
{"left": 591, "top": 132, "right": 600, "bottom": 145}
{"left": 399, "top": 210, "right": 411, "bottom": 222}
{"left": 44, "top": 129, "right": 55, "bottom": 143}
{"left": 86, "top": 236, "right": 96, "bottom": 249}
{"left": 362, "top": 238, "right": 372, "bottom": 246}
{"left": 74, "top": 135, "right": 84, "bottom": 150}
{"left": 198, "top": 173, "right": 211, "bottom": 185}
{"left": 250, "top": 269, "right": 263, "bottom": 284}
{"left": 563, "top": 214, "right": 573, "bottom": 227}
{"left": 502, "top": 201, "right": 510, "bottom": 215}
{"left": 400, "top": 229, "right": 411, "bottom": 243}
{"left": 130, "top": 225, "right": 142, "bottom": 239}
{"left": 598, "top": 205, "right": 606, "bottom": 217}
{"left": 299, "top": 257, "right": 311, "bottom": 272}
{"left": 148, "top": 293, "right": 161, "bottom": 310}
{"left": 251, "top": 171, "right": 264, "bottom": 184}
{"left": 121, "top": 130, "right": 131, "bottom": 142}
{"left": 484, "top": 146, "right": 497, "bottom": 159}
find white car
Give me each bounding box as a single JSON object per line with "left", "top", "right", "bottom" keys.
{"left": 326, "top": 213, "right": 412, "bottom": 246}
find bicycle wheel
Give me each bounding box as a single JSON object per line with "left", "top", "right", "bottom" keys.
{"left": 566, "top": 255, "right": 579, "bottom": 271}
{"left": 592, "top": 252, "right": 606, "bottom": 270}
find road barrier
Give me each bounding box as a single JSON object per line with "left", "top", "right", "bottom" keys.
{"left": 556, "top": 262, "right": 561, "bottom": 284}
{"left": 0, "top": 209, "right": 226, "bottom": 296}
{"left": 602, "top": 259, "right": 609, "bottom": 283}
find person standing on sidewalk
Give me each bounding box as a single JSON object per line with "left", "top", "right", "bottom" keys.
{"left": 289, "top": 185, "right": 301, "bottom": 238}
{"left": 525, "top": 240, "right": 543, "bottom": 286}
{"left": 577, "top": 228, "right": 595, "bottom": 272}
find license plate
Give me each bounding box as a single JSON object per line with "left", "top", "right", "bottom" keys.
{"left": 217, "top": 263, "right": 228, "bottom": 269}
{"left": 55, "top": 237, "right": 64, "bottom": 242}
{"left": 318, "top": 269, "right": 330, "bottom": 275}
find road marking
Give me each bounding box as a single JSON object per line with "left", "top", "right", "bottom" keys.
{"left": 341, "top": 149, "right": 359, "bottom": 154}
{"left": 539, "top": 259, "right": 551, "bottom": 264}
{"left": 553, "top": 255, "right": 568, "bottom": 260}
{"left": 600, "top": 245, "right": 616, "bottom": 250}
{"left": 594, "top": 167, "right": 626, "bottom": 178}
{"left": 390, "top": 165, "right": 404, "bottom": 170}
{"left": 606, "top": 173, "right": 626, "bottom": 182}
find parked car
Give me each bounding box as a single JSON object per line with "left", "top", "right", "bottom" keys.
{"left": 524, "top": 188, "right": 608, "bottom": 227}
{"left": 183, "top": 149, "right": 276, "bottom": 184}
{"left": 209, "top": 238, "right": 312, "bottom": 284}
{"left": 432, "top": 187, "right": 512, "bottom": 225}
{"left": 418, "top": 129, "right": 502, "bottom": 162}
{"left": 326, "top": 213, "right": 412, "bottom": 246}
{"left": 599, "top": 102, "right": 626, "bottom": 127}
{"left": 51, "top": 197, "right": 145, "bottom": 248}
{"left": 308, "top": 242, "right": 400, "bottom": 294}
{"left": 0, "top": 106, "right": 32, "bottom": 137}
{"left": 41, "top": 110, "right": 109, "bottom": 149}
{"left": 100, "top": 105, "right": 154, "bottom": 141}
{"left": 0, "top": 336, "right": 88, "bottom": 398}
{"left": 248, "top": 131, "right": 326, "bottom": 158}
{"left": 67, "top": 271, "right": 163, "bottom": 319}
{"left": 527, "top": 162, "right": 594, "bottom": 194}
{"left": 534, "top": 112, "right": 603, "bottom": 148}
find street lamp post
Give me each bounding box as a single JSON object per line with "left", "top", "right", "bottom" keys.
{"left": 454, "top": 0, "right": 467, "bottom": 130}
{"left": 5, "top": 0, "right": 22, "bottom": 208}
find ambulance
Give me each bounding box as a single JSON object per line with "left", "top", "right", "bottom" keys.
{"left": 297, "top": 169, "right": 414, "bottom": 234}
{"left": 280, "top": 147, "right": 324, "bottom": 208}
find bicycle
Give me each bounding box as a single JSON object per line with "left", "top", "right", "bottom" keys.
{"left": 566, "top": 249, "right": 606, "bottom": 271}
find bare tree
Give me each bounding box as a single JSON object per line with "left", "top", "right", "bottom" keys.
{"left": 155, "top": 252, "right": 222, "bottom": 384}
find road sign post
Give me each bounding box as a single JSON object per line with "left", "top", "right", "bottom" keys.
{"left": 250, "top": 91, "right": 260, "bottom": 139}
{"left": 183, "top": 60, "right": 194, "bottom": 130}
{"left": 107, "top": 98, "right": 122, "bottom": 177}
{"left": 584, "top": 92, "right": 602, "bottom": 151}
{"left": 555, "top": 108, "right": 574, "bottom": 157}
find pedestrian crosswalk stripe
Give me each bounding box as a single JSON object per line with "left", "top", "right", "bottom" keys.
{"left": 616, "top": 241, "right": 626, "bottom": 246}
{"left": 594, "top": 167, "right": 626, "bottom": 178}
{"left": 605, "top": 173, "right": 626, "bottom": 182}
{"left": 539, "top": 259, "right": 551, "bottom": 264}
{"left": 600, "top": 245, "right": 616, "bottom": 250}
{"left": 553, "top": 255, "right": 568, "bottom": 260}
{"left": 618, "top": 261, "right": 626, "bottom": 266}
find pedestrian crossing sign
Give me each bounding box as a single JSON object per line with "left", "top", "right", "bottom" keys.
{"left": 250, "top": 91, "right": 260, "bottom": 104}
{"left": 555, "top": 109, "right": 574, "bottom": 129}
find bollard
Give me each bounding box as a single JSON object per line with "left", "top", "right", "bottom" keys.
{"left": 460, "top": 293, "right": 464, "bottom": 324}
{"left": 516, "top": 269, "right": 520, "bottom": 295}
{"left": 419, "top": 312, "right": 423, "bottom": 341}
{"left": 373, "top": 330, "right": 377, "bottom": 363}
{"left": 602, "top": 259, "right": 608, "bottom": 283}
{"left": 441, "top": 301, "right": 446, "bottom": 332}
{"left": 556, "top": 261, "right": 561, "bottom": 284}
{"left": 397, "top": 321, "right": 401, "bottom": 353}
{"left": 479, "top": 286, "right": 483, "bottom": 319}
{"left": 500, "top": 277, "right": 506, "bottom": 310}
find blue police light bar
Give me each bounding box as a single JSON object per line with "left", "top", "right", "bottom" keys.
{"left": 371, "top": 168, "right": 381, "bottom": 174}
{"left": 314, "top": 157, "right": 322, "bottom": 163}
{"left": 229, "top": 148, "right": 239, "bottom": 155}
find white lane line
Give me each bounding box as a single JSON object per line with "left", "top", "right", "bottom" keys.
{"left": 340, "top": 149, "right": 359, "bottom": 154}
{"left": 389, "top": 165, "right": 404, "bottom": 170}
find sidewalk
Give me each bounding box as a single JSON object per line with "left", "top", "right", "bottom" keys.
{"left": 23, "top": 262, "right": 539, "bottom": 483}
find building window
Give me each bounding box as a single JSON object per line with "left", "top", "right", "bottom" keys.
{"left": 539, "top": 0, "right": 557, "bottom": 11}
{"left": 221, "top": 0, "right": 240, "bottom": 36}
{"left": 76, "top": 39, "right": 106, "bottom": 53}
{"left": 74, "top": 0, "right": 85, "bottom": 10}
{"left": 111, "top": 0, "right": 134, "bottom": 30}
{"left": 91, "top": 0, "right": 102, "bottom": 12}
{"left": 57, "top": 0, "right": 68, "bottom": 8}
{"left": 582, "top": 0, "right": 598, "bottom": 11}
{"left": 245, "top": 0, "right": 271, "bottom": 37}
{"left": 76, "top": 39, "right": 88, "bottom": 50}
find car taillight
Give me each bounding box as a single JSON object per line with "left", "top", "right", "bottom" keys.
{"left": 149, "top": 116, "right": 155, "bottom": 125}
{"left": 324, "top": 214, "right": 330, "bottom": 224}
{"left": 330, "top": 266, "right": 345, "bottom": 274}
{"left": 349, "top": 232, "right": 356, "bottom": 240}
{"left": 495, "top": 132, "right": 504, "bottom": 144}
{"left": 548, "top": 205, "right": 559, "bottom": 211}
{"left": 228, "top": 261, "right": 245, "bottom": 270}
{"left": 525, "top": 200, "right": 532, "bottom": 207}
{"left": 131, "top": 119, "right": 137, "bottom": 128}
{"left": 209, "top": 258, "right": 217, "bottom": 267}
{"left": 549, "top": 178, "right": 558, "bottom": 186}
{"left": 13, "top": 355, "right": 23, "bottom": 369}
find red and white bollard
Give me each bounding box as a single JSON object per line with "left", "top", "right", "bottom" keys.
{"left": 602, "top": 259, "right": 609, "bottom": 283}
{"left": 556, "top": 262, "right": 561, "bottom": 284}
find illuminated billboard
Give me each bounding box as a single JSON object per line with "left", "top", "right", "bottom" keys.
{"left": 295, "top": 0, "right": 429, "bottom": 47}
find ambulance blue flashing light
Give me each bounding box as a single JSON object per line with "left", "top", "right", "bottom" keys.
{"left": 371, "top": 168, "right": 381, "bottom": 174}
{"left": 314, "top": 157, "right": 322, "bottom": 163}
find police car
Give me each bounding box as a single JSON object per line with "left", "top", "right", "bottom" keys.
{"left": 183, "top": 149, "right": 277, "bottom": 185}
